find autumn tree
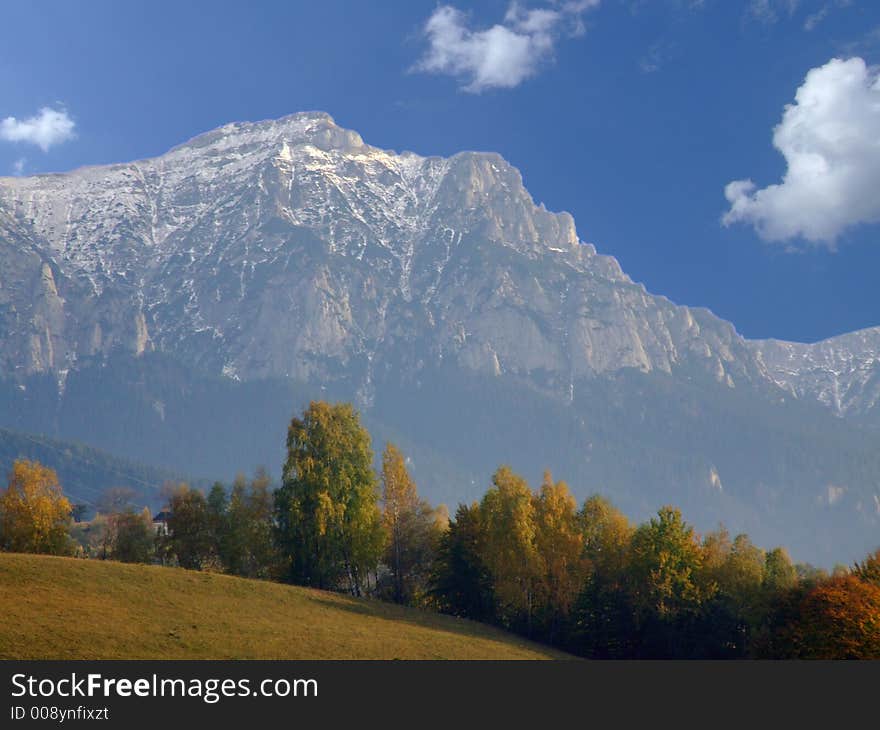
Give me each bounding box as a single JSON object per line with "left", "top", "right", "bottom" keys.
{"left": 275, "top": 402, "right": 384, "bottom": 595}
{"left": 0, "top": 460, "right": 73, "bottom": 555}
{"left": 532, "top": 471, "right": 588, "bottom": 638}
{"left": 718, "top": 535, "right": 765, "bottom": 604}
{"left": 763, "top": 575, "right": 880, "bottom": 659}
{"left": 697, "top": 530, "right": 766, "bottom": 657}
{"left": 479, "top": 466, "right": 541, "bottom": 633}
{"left": 570, "top": 495, "right": 636, "bottom": 658}
{"left": 853, "top": 548, "right": 880, "bottom": 586}
{"left": 380, "top": 442, "right": 446, "bottom": 604}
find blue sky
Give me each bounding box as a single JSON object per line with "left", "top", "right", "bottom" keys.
{"left": 2, "top": 0, "right": 879, "bottom": 343}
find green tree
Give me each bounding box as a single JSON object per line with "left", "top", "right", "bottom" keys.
{"left": 206, "top": 480, "right": 229, "bottom": 566}
{"left": 627, "top": 506, "right": 714, "bottom": 656}
{"left": 111, "top": 508, "right": 155, "bottom": 563}
{"left": 763, "top": 547, "right": 798, "bottom": 592}
{"left": 629, "top": 506, "right": 711, "bottom": 620}
{"left": 226, "top": 469, "right": 279, "bottom": 579}
{"left": 164, "top": 484, "right": 213, "bottom": 570}
{"left": 429, "top": 502, "right": 495, "bottom": 621}
{"left": 275, "top": 402, "right": 384, "bottom": 595}
{"left": 222, "top": 475, "right": 247, "bottom": 574}
{"left": 715, "top": 534, "right": 765, "bottom": 604}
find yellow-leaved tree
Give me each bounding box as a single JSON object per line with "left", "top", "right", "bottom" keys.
{"left": 0, "top": 459, "right": 73, "bottom": 555}
{"left": 533, "top": 471, "right": 589, "bottom": 636}
{"left": 480, "top": 466, "right": 541, "bottom": 633}
{"left": 380, "top": 442, "right": 447, "bottom": 604}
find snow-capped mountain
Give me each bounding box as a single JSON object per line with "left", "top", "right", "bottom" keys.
{"left": 0, "top": 111, "right": 759, "bottom": 393}
{"left": 751, "top": 328, "right": 880, "bottom": 417}
{"left": 1, "top": 112, "right": 878, "bottom": 564}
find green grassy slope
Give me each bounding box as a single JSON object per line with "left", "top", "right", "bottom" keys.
{"left": 0, "top": 553, "right": 568, "bottom": 660}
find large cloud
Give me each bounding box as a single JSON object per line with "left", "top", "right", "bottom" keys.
{"left": 1, "top": 107, "right": 76, "bottom": 152}
{"left": 415, "top": 2, "right": 599, "bottom": 93}
{"left": 723, "top": 57, "right": 880, "bottom": 244}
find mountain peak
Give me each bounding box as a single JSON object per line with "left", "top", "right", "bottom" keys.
{"left": 171, "top": 111, "right": 366, "bottom": 159}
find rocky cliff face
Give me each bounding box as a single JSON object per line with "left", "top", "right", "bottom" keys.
{"left": 0, "top": 111, "right": 774, "bottom": 401}
{"left": 750, "top": 329, "right": 880, "bottom": 418}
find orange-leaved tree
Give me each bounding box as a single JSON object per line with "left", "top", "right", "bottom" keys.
{"left": 786, "top": 575, "right": 880, "bottom": 659}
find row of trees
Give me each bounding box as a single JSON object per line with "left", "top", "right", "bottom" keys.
{"left": 1, "top": 400, "right": 878, "bottom": 658}
{"left": 430, "top": 470, "right": 880, "bottom": 658}
{"left": 158, "top": 472, "right": 278, "bottom": 577}
{"left": 66, "top": 403, "right": 445, "bottom": 605}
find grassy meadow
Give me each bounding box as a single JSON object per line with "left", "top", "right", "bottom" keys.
{"left": 0, "top": 553, "right": 569, "bottom": 660}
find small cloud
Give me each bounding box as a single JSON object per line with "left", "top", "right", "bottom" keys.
{"left": 639, "top": 41, "right": 676, "bottom": 73}
{"left": 0, "top": 106, "right": 76, "bottom": 152}
{"left": 836, "top": 24, "right": 880, "bottom": 57}
{"left": 414, "top": 2, "right": 600, "bottom": 93}
{"left": 748, "top": 0, "right": 801, "bottom": 24}
{"left": 723, "top": 57, "right": 880, "bottom": 245}
{"left": 803, "top": 4, "right": 830, "bottom": 30}
{"left": 748, "top": 0, "right": 851, "bottom": 30}
{"left": 803, "top": 0, "right": 851, "bottom": 31}
{"left": 12, "top": 158, "right": 26, "bottom": 176}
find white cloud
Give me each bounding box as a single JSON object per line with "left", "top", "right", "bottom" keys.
{"left": 803, "top": 4, "right": 830, "bottom": 30}
{"left": 0, "top": 107, "right": 76, "bottom": 152}
{"left": 748, "top": 0, "right": 801, "bottom": 24}
{"left": 803, "top": 0, "right": 851, "bottom": 32}
{"left": 415, "top": 2, "right": 600, "bottom": 93}
{"left": 723, "top": 57, "right": 880, "bottom": 245}
{"left": 12, "top": 158, "right": 26, "bottom": 176}
{"left": 639, "top": 41, "right": 676, "bottom": 74}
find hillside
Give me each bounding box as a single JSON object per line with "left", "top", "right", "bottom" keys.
{"left": 0, "top": 553, "right": 568, "bottom": 660}
{"left": 0, "top": 426, "right": 189, "bottom": 513}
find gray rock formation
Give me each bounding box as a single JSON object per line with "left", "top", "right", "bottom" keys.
{"left": 0, "top": 112, "right": 769, "bottom": 395}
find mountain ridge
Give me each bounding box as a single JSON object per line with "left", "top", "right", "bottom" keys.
{"left": 2, "top": 111, "right": 877, "bottom": 414}
{"left": 1, "top": 112, "right": 879, "bottom": 564}
{"left": 0, "top": 112, "right": 758, "bottom": 389}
